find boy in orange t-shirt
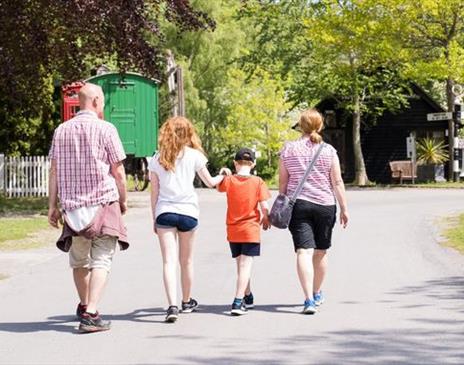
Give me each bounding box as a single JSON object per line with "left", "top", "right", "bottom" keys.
{"left": 217, "top": 148, "right": 271, "bottom": 316}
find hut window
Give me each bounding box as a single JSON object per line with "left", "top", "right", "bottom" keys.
{"left": 324, "top": 110, "right": 337, "bottom": 128}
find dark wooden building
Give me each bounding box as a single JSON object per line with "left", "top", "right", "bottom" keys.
{"left": 318, "top": 84, "right": 448, "bottom": 183}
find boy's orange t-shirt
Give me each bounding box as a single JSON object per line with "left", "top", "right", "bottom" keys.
{"left": 217, "top": 175, "right": 271, "bottom": 243}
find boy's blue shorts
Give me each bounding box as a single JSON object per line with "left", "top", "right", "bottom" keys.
{"left": 229, "top": 242, "right": 260, "bottom": 258}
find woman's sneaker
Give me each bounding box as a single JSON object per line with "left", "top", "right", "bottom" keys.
{"left": 79, "top": 312, "right": 111, "bottom": 333}
{"left": 243, "top": 293, "right": 254, "bottom": 309}
{"left": 302, "top": 299, "right": 317, "bottom": 315}
{"left": 313, "top": 291, "right": 325, "bottom": 306}
{"left": 181, "top": 298, "right": 198, "bottom": 313}
{"left": 231, "top": 299, "right": 248, "bottom": 316}
{"left": 165, "top": 306, "right": 179, "bottom": 323}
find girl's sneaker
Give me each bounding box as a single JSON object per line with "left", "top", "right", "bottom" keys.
{"left": 302, "top": 299, "right": 317, "bottom": 314}
{"left": 181, "top": 298, "right": 199, "bottom": 313}
{"left": 243, "top": 292, "right": 254, "bottom": 309}
{"left": 165, "top": 306, "right": 179, "bottom": 322}
{"left": 313, "top": 291, "right": 325, "bottom": 306}
{"left": 231, "top": 300, "right": 248, "bottom": 316}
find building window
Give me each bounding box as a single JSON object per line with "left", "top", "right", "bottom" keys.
{"left": 324, "top": 110, "right": 337, "bottom": 128}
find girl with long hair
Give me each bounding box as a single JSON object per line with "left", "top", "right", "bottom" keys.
{"left": 148, "top": 116, "right": 228, "bottom": 322}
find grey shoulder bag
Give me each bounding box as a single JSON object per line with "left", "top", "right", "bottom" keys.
{"left": 269, "top": 143, "right": 325, "bottom": 229}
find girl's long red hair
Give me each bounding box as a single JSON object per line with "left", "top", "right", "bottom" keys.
{"left": 158, "top": 116, "right": 205, "bottom": 171}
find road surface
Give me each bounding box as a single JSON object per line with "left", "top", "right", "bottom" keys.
{"left": 0, "top": 188, "right": 463, "bottom": 365}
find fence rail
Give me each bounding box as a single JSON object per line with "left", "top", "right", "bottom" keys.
{"left": 1, "top": 155, "right": 50, "bottom": 197}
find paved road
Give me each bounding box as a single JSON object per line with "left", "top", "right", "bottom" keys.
{"left": 0, "top": 189, "right": 463, "bottom": 365}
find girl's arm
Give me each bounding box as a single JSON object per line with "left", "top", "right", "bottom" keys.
{"left": 150, "top": 172, "right": 160, "bottom": 232}
{"left": 278, "top": 158, "right": 289, "bottom": 195}
{"left": 330, "top": 156, "right": 349, "bottom": 228}
{"left": 197, "top": 166, "right": 226, "bottom": 188}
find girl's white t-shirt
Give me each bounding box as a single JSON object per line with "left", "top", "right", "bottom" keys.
{"left": 148, "top": 147, "right": 208, "bottom": 219}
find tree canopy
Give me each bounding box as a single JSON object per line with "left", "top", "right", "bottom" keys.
{"left": 1, "top": 0, "right": 464, "bottom": 184}
{"left": 0, "top": 0, "right": 213, "bottom": 154}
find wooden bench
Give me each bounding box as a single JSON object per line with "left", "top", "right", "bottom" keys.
{"left": 389, "top": 160, "right": 417, "bottom": 184}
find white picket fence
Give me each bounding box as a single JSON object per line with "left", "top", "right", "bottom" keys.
{"left": 0, "top": 155, "right": 50, "bottom": 197}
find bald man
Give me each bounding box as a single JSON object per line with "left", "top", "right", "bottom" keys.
{"left": 48, "top": 82, "right": 128, "bottom": 333}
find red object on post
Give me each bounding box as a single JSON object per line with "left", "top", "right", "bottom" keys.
{"left": 61, "top": 82, "right": 85, "bottom": 122}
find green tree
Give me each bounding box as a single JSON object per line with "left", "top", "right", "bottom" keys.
{"left": 241, "top": 0, "right": 411, "bottom": 185}
{"left": 389, "top": 0, "right": 464, "bottom": 179}
{"left": 0, "top": 0, "right": 213, "bottom": 155}
{"left": 162, "top": 1, "right": 296, "bottom": 178}
{"left": 160, "top": 0, "right": 248, "bottom": 155}
{"left": 215, "top": 68, "right": 296, "bottom": 177}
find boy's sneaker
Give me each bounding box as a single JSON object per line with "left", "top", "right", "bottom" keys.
{"left": 231, "top": 300, "right": 248, "bottom": 316}
{"left": 181, "top": 298, "right": 199, "bottom": 313}
{"left": 79, "top": 312, "right": 111, "bottom": 333}
{"left": 302, "top": 299, "right": 317, "bottom": 315}
{"left": 165, "top": 306, "right": 179, "bottom": 323}
{"left": 313, "top": 291, "right": 325, "bottom": 306}
{"left": 243, "top": 293, "right": 254, "bottom": 309}
{"left": 76, "top": 303, "right": 87, "bottom": 320}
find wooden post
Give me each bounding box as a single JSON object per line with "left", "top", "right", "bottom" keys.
{"left": 45, "top": 157, "right": 50, "bottom": 197}
{"left": 176, "top": 67, "right": 185, "bottom": 117}
{"left": 166, "top": 50, "right": 178, "bottom": 117}
{"left": 0, "top": 154, "right": 4, "bottom": 193}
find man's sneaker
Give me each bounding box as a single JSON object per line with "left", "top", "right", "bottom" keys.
{"left": 79, "top": 312, "right": 111, "bottom": 333}
{"left": 165, "top": 306, "right": 179, "bottom": 323}
{"left": 302, "top": 299, "right": 317, "bottom": 315}
{"left": 181, "top": 298, "right": 199, "bottom": 313}
{"left": 76, "top": 303, "right": 87, "bottom": 320}
{"left": 231, "top": 300, "right": 248, "bottom": 316}
{"left": 313, "top": 291, "right": 325, "bottom": 306}
{"left": 243, "top": 293, "right": 254, "bottom": 309}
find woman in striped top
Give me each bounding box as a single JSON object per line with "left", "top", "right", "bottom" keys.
{"left": 279, "top": 108, "right": 349, "bottom": 314}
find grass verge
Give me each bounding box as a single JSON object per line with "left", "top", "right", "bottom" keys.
{"left": 406, "top": 182, "right": 464, "bottom": 189}
{"left": 0, "top": 195, "right": 48, "bottom": 215}
{"left": 345, "top": 181, "right": 464, "bottom": 189}
{"left": 441, "top": 214, "right": 464, "bottom": 254}
{"left": 0, "top": 217, "right": 51, "bottom": 250}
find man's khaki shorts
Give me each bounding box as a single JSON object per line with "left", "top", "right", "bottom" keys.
{"left": 69, "top": 235, "right": 117, "bottom": 272}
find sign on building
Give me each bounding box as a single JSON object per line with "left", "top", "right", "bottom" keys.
{"left": 427, "top": 112, "right": 452, "bottom": 121}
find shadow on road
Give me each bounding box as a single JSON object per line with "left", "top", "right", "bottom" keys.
{"left": 0, "top": 318, "right": 76, "bottom": 334}
{"left": 189, "top": 303, "right": 302, "bottom": 316}
{"left": 0, "top": 304, "right": 302, "bottom": 333}
{"left": 156, "top": 326, "right": 463, "bottom": 365}
{"left": 155, "top": 276, "right": 464, "bottom": 365}
{"left": 388, "top": 276, "right": 464, "bottom": 307}
{"left": 0, "top": 307, "right": 169, "bottom": 334}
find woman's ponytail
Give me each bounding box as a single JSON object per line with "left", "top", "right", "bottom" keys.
{"left": 299, "top": 109, "right": 324, "bottom": 144}
{"left": 310, "top": 130, "right": 322, "bottom": 144}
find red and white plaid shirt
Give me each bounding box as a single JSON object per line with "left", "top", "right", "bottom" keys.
{"left": 49, "top": 110, "right": 126, "bottom": 211}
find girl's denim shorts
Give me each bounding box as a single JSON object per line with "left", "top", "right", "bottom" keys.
{"left": 155, "top": 212, "right": 198, "bottom": 232}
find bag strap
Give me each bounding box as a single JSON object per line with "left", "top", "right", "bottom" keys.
{"left": 290, "top": 142, "right": 325, "bottom": 202}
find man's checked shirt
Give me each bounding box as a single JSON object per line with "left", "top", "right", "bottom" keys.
{"left": 49, "top": 110, "right": 126, "bottom": 211}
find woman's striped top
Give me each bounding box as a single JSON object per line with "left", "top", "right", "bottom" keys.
{"left": 280, "top": 137, "right": 338, "bottom": 206}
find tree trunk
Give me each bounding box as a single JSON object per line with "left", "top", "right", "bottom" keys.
{"left": 446, "top": 77, "right": 455, "bottom": 181}
{"left": 264, "top": 122, "right": 271, "bottom": 168}
{"left": 352, "top": 93, "right": 370, "bottom": 186}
